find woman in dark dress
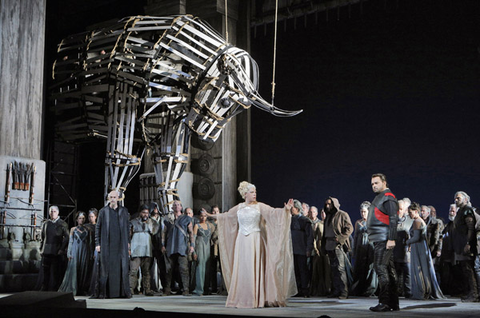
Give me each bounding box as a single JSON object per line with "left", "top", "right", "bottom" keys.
{"left": 351, "top": 201, "right": 377, "bottom": 296}
{"left": 407, "top": 202, "right": 444, "bottom": 300}
{"left": 58, "top": 211, "right": 93, "bottom": 295}
{"left": 86, "top": 208, "right": 98, "bottom": 296}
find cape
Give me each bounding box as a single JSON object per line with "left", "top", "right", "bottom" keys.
{"left": 217, "top": 202, "right": 297, "bottom": 307}
{"left": 95, "top": 205, "right": 131, "bottom": 297}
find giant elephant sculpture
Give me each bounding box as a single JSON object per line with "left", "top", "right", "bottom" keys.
{"left": 51, "top": 15, "right": 301, "bottom": 214}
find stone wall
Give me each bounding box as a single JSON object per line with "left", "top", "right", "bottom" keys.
{"left": 0, "top": 0, "right": 47, "bottom": 292}
{"left": 0, "top": 0, "right": 46, "bottom": 160}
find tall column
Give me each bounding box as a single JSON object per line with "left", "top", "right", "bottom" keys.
{"left": 0, "top": 0, "right": 47, "bottom": 292}
{"left": 0, "top": 0, "right": 45, "bottom": 159}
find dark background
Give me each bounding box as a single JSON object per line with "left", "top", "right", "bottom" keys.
{"left": 45, "top": 0, "right": 480, "bottom": 222}
{"left": 250, "top": 0, "right": 480, "bottom": 221}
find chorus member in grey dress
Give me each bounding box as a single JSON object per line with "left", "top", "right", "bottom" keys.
{"left": 193, "top": 210, "right": 215, "bottom": 295}
{"left": 406, "top": 202, "right": 444, "bottom": 300}
{"left": 59, "top": 211, "right": 93, "bottom": 295}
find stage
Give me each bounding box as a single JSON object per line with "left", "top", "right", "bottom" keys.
{"left": 1, "top": 292, "right": 478, "bottom": 318}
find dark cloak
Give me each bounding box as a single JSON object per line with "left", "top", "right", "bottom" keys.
{"left": 351, "top": 219, "right": 378, "bottom": 296}
{"left": 95, "top": 205, "right": 131, "bottom": 298}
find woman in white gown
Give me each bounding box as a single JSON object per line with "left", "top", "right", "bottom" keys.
{"left": 206, "top": 181, "right": 297, "bottom": 308}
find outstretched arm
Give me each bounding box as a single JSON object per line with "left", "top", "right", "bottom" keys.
{"left": 203, "top": 208, "right": 217, "bottom": 219}
{"left": 284, "top": 198, "right": 294, "bottom": 210}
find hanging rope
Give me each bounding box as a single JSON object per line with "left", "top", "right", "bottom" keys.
{"left": 224, "top": 0, "right": 229, "bottom": 43}
{"left": 271, "top": 0, "right": 279, "bottom": 106}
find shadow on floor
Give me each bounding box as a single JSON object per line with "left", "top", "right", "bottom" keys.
{"left": 402, "top": 302, "right": 457, "bottom": 310}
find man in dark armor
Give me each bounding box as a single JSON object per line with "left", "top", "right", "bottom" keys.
{"left": 367, "top": 173, "right": 399, "bottom": 312}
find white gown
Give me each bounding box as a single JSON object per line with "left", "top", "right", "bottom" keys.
{"left": 217, "top": 202, "right": 297, "bottom": 308}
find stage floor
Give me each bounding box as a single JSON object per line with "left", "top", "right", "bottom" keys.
{"left": 2, "top": 293, "right": 478, "bottom": 318}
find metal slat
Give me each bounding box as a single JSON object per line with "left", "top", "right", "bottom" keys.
{"left": 52, "top": 14, "right": 301, "bottom": 211}
{"left": 159, "top": 42, "right": 206, "bottom": 70}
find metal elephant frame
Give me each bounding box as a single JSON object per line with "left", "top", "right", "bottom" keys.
{"left": 51, "top": 15, "right": 301, "bottom": 214}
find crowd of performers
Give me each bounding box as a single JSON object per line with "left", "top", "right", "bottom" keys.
{"left": 36, "top": 194, "right": 226, "bottom": 299}
{"left": 36, "top": 177, "right": 480, "bottom": 310}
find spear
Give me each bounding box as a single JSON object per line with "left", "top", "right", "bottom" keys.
{"left": 25, "top": 163, "right": 32, "bottom": 191}
{"left": 19, "top": 162, "right": 25, "bottom": 191}
{"left": 12, "top": 162, "right": 19, "bottom": 190}
{"left": 29, "top": 165, "right": 36, "bottom": 205}
{"left": 5, "top": 163, "right": 12, "bottom": 203}
{"left": 0, "top": 211, "right": 5, "bottom": 240}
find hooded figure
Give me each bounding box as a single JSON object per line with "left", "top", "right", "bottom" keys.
{"left": 322, "top": 197, "right": 353, "bottom": 299}
{"left": 322, "top": 197, "right": 353, "bottom": 253}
